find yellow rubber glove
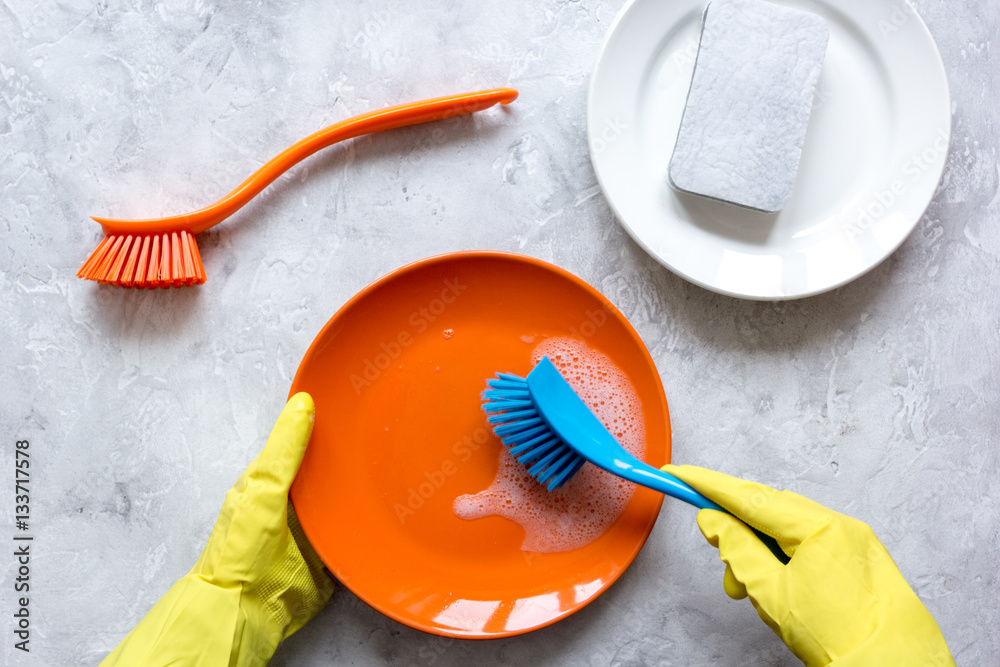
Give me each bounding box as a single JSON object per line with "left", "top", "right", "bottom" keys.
{"left": 101, "top": 393, "right": 334, "bottom": 667}
{"left": 662, "top": 464, "right": 954, "bottom": 667}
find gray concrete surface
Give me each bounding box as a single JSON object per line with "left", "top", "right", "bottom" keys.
{"left": 1, "top": 0, "right": 997, "bottom": 664}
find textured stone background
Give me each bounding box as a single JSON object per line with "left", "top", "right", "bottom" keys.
{"left": 1, "top": 0, "right": 997, "bottom": 665}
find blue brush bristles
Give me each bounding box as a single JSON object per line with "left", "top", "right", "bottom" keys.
{"left": 481, "top": 372, "right": 587, "bottom": 491}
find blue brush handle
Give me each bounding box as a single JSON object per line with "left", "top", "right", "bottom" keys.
{"left": 523, "top": 357, "right": 790, "bottom": 564}
{"left": 617, "top": 460, "right": 790, "bottom": 564}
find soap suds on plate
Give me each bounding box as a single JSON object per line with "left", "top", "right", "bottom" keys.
{"left": 454, "top": 337, "right": 646, "bottom": 553}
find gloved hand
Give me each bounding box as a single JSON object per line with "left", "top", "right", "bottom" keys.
{"left": 101, "top": 393, "right": 334, "bottom": 667}
{"left": 662, "top": 464, "right": 953, "bottom": 667}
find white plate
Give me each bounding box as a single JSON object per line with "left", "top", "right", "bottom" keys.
{"left": 588, "top": 0, "right": 950, "bottom": 300}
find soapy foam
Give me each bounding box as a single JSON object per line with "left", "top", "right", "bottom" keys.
{"left": 454, "top": 337, "right": 646, "bottom": 552}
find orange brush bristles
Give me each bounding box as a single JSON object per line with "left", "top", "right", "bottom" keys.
{"left": 77, "top": 230, "right": 206, "bottom": 288}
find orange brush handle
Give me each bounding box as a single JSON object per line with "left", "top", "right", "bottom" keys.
{"left": 92, "top": 87, "right": 519, "bottom": 236}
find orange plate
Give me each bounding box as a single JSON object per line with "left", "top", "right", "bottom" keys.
{"left": 290, "top": 251, "right": 671, "bottom": 638}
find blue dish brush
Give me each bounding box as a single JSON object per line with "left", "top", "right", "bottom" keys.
{"left": 482, "top": 356, "right": 790, "bottom": 563}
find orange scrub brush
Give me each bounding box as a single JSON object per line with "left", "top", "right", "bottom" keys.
{"left": 77, "top": 88, "right": 519, "bottom": 288}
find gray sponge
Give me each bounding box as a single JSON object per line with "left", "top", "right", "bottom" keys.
{"left": 668, "top": 0, "right": 829, "bottom": 213}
